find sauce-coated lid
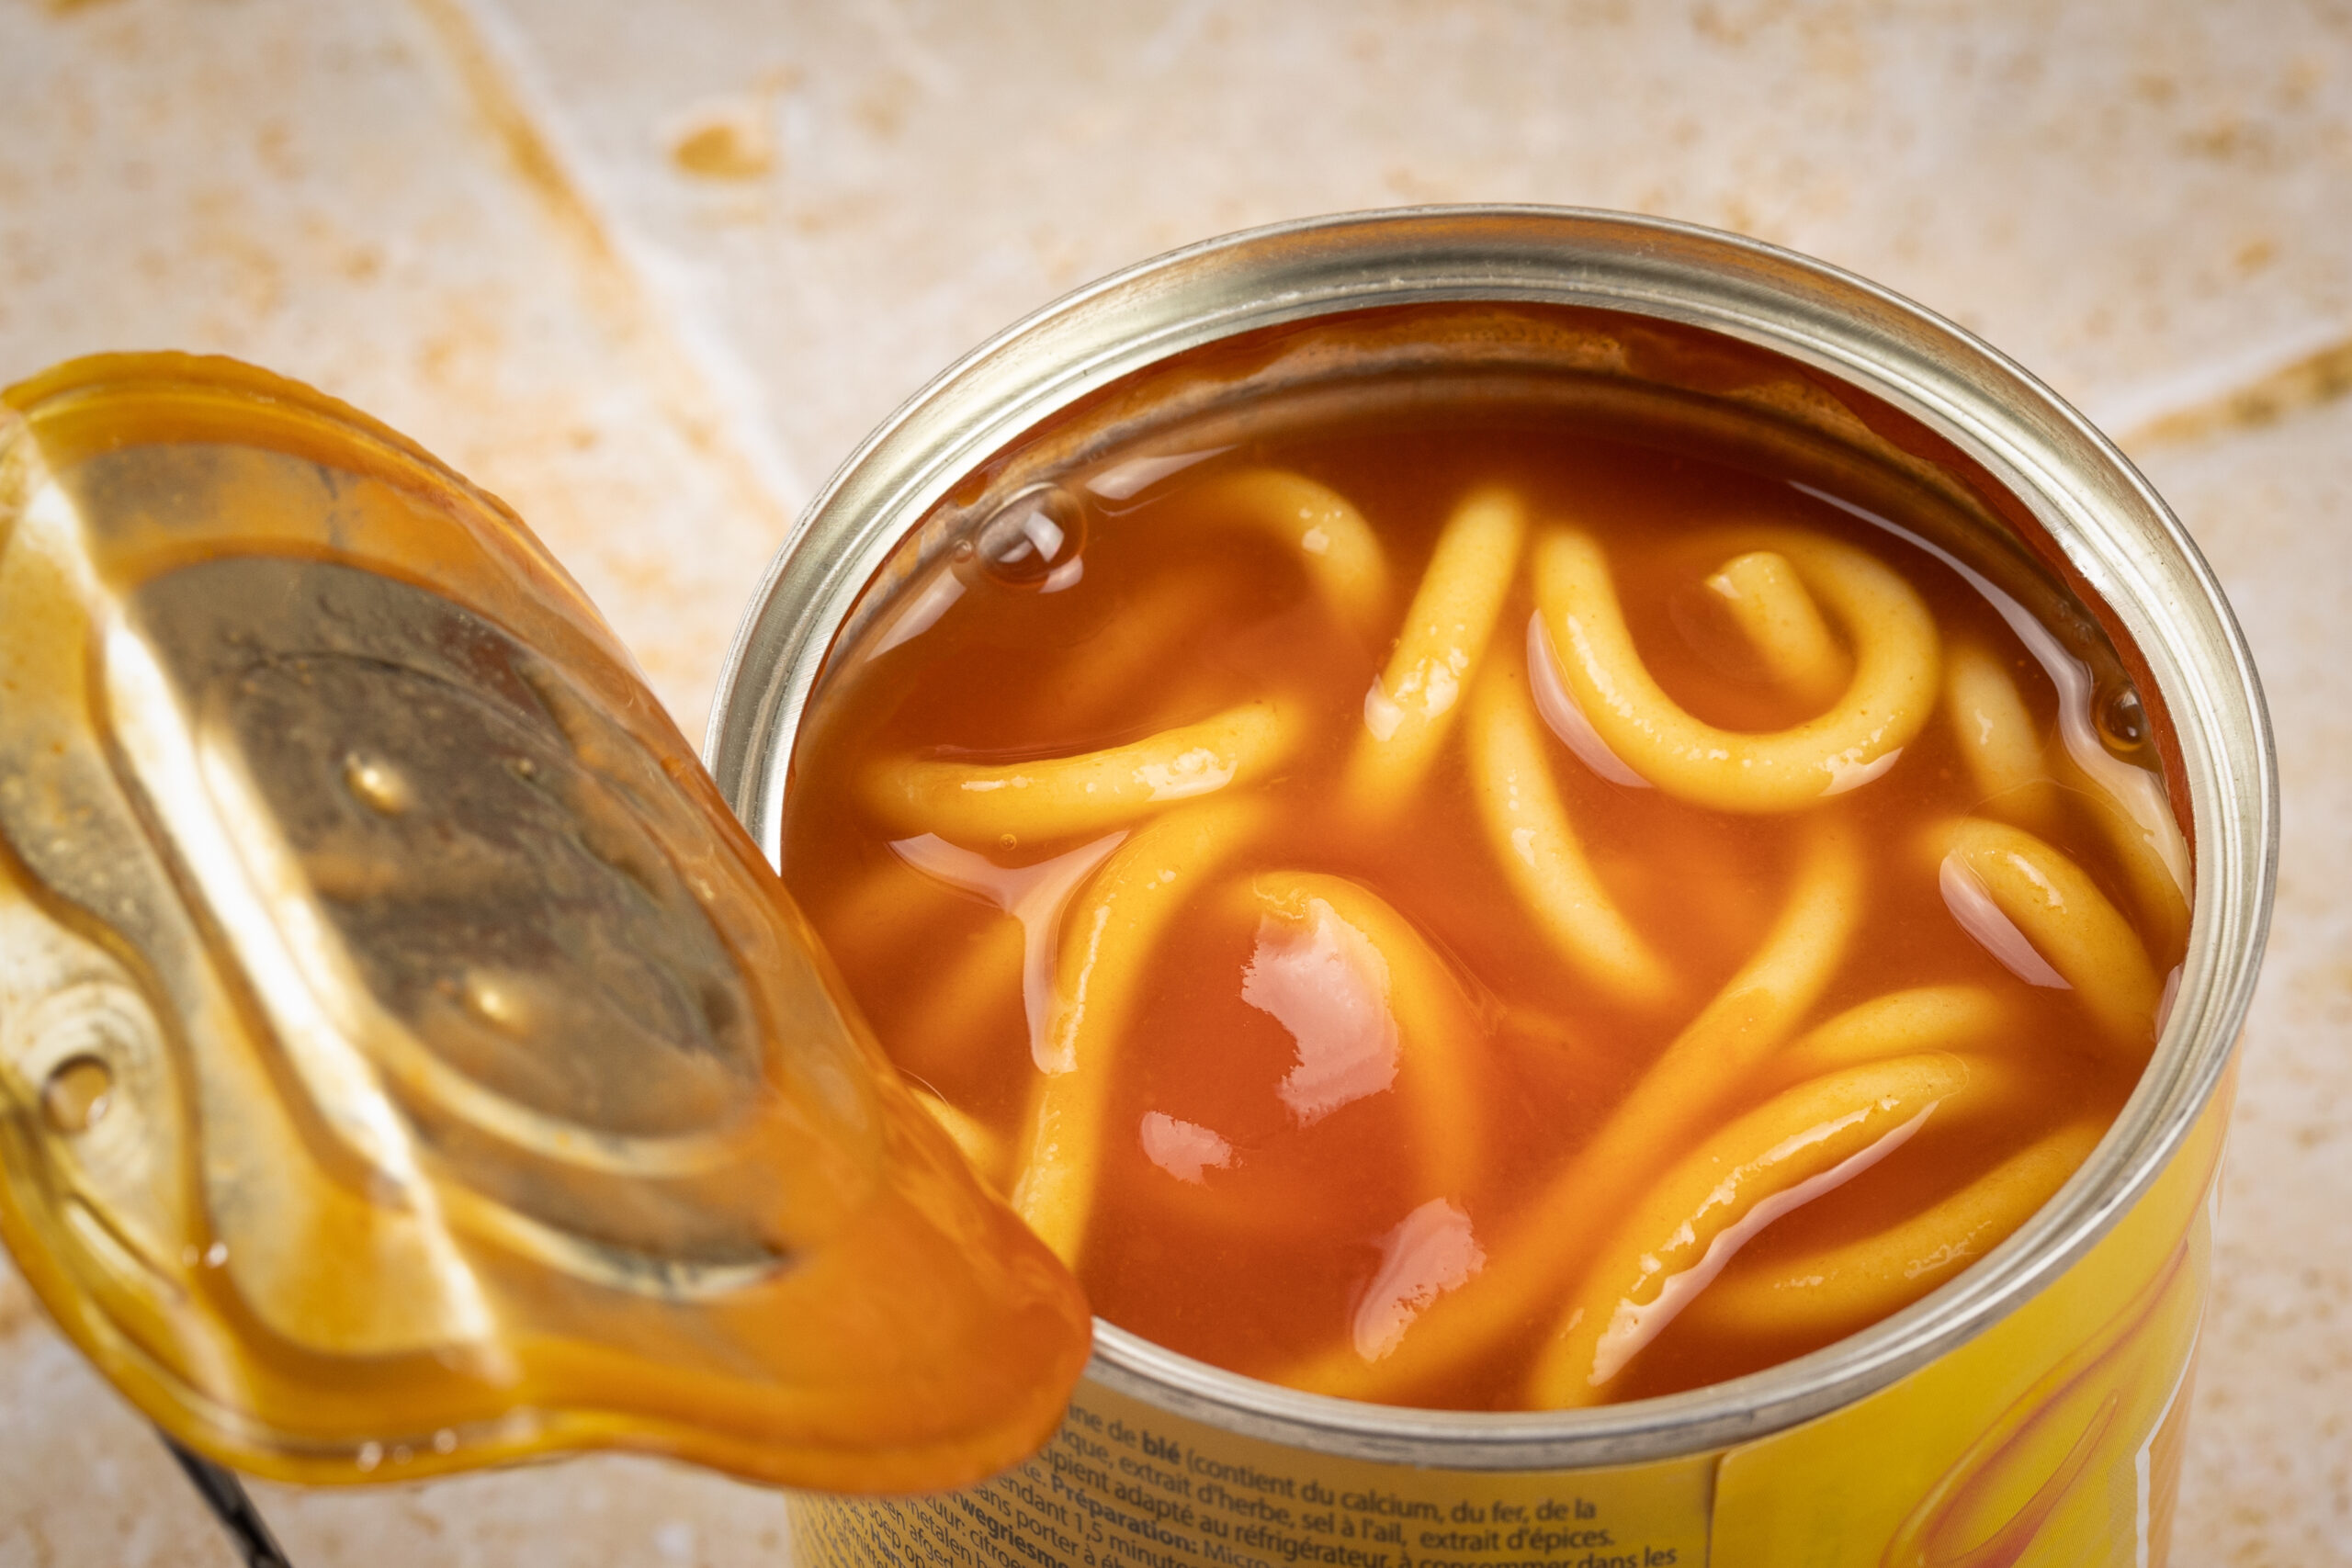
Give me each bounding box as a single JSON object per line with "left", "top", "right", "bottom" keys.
{"left": 0, "top": 355, "right": 1089, "bottom": 1491}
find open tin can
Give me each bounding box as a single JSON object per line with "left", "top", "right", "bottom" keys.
{"left": 708, "top": 209, "right": 2275, "bottom": 1568}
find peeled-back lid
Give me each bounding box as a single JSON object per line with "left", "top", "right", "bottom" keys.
{"left": 0, "top": 354, "right": 1090, "bottom": 1492}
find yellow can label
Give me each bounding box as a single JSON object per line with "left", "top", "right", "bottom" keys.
{"left": 794, "top": 1084, "right": 2226, "bottom": 1568}
{"left": 797, "top": 1391, "right": 1713, "bottom": 1568}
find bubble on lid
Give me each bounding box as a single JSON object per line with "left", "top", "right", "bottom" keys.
{"left": 463, "top": 970, "right": 534, "bottom": 1033}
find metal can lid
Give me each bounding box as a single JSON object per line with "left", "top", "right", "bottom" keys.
{"left": 0, "top": 354, "right": 1090, "bottom": 1492}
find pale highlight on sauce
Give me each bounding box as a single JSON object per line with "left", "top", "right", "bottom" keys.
{"left": 782, "top": 402, "right": 2185, "bottom": 1410}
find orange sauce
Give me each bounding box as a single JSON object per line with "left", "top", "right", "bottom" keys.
{"left": 780, "top": 385, "right": 2184, "bottom": 1412}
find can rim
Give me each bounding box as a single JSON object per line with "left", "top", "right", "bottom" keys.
{"left": 707, "top": 206, "right": 2277, "bottom": 1467}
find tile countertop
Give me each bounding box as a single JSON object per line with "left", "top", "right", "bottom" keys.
{"left": 1, "top": 1, "right": 2346, "bottom": 1562}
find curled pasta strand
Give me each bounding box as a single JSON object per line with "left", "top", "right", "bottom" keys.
{"left": 2018, "top": 607, "right": 2194, "bottom": 944}
{"left": 1705, "top": 549, "right": 1849, "bottom": 709}
{"left": 1342, "top": 486, "right": 1526, "bottom": 820}
{"left": 1533, "top": 527, "right": 1940, "bottom": 811}
{"left": 1184, "top": 469, "right": 1394, "bottom": 639}
{"left": 1528, "top": 1051, "right": 2005, "bottom": 1407}
{"left": 909, "top": 1085, "right": 1010, "bottom": 1192}
{"left": 1792, "top": 482, "right": 2192, "bottom": 943}
{"left": 1939, "top": 817, "right": 2163, "bottom": 1051}
{"left": 1041, "top": 569, "right": 1229, "bottom": 731}
{"left": 865, "top": 699, "right": 1295, "bottom": 846}
{"left": 1465, "top": 656, "right": 1675, "bottom": 1010}
{"left": 1009, "top": 797, "right": 1266, "bottom": 1264}
{"left": 891, "top": 831, "right": 1129, "bottom": 1071}
{"left": 889, "top": 917, "right": 1025, "bottom": 1079}
{"left": 2053, "top": 750, "right": 2193, "bottom": 962}
{"left": 1243, "top": 871, "right": 1487, "bottom": 1201}
{"left": 1285, "top": 814, "right": 1861, "bottom": 1404}
{"left": 1768, "top": 985, "right": 2011, "bottom": 1088}
{"left": 1567, "top": 812, "right": 1866, "bottom": 1147}
{"left": 1677, "top": 1118, "right": 2104, "bottom": 1344}
{"left": 1528, "top": 612, "right": 1648, "bottom": 788}
{"left": 1943, "top": 641, "right": 2062, "bottom": 829}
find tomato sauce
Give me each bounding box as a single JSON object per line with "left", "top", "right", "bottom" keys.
{"left": 779, "top": 389, "right": 2184, "bottom": 1412}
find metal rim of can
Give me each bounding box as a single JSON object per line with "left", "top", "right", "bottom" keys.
{"left": 706, "top": 206, "right": 2278, "bottom": 1470}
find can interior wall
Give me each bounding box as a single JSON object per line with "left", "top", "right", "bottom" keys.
{"left": 707, "top": 209, "right": 2274, "bottom": 1562}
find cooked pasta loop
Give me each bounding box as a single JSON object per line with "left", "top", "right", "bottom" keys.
{"left": 1183, "top": 469, "right": 1394, "bottom": 638}
{"left": 1938, "top": 816, "right": 2163, "bottom": 1052}
{"left": 1705, "top": 549, "right": 1850, "bottom": 709}
{"left": 1009, "top": 797, "right": 1266, "bottom": 1264}
{"left": 1767, "top": 985, "right": 2011, "bottom": 1088}
{"left": 1286, "top": 815, "right": 1862, "bottom": 1403}
{"left": 2057, "top": 751, "right": 2194, "bottom": 962}
{"left": 891, "top": 830, "right": 1129, "bottom": 1071}
{"left": 1678, "top": 1118, "right": 2103, "bottom": 1343}
{"left": 866, "top": 699, "right": 1295, "bottom": 846}
{"left": 1244, "top": 871, "right": 1487, "bottom": 1201}
{"left": 1343, "top": 486, "right": 1526, "bottom": 819}
{"left": 1465, "top": 657, "right": 1675, "bottom": 1010}
{"left": 1533, "top": 527, "right": 1939, "bottom": 811}
{"left": 1944, "top": 641, "right": 2059, "bottom": 829}
{"left": 1528, "top": 1051, "right": 1998, "bottom": 1407}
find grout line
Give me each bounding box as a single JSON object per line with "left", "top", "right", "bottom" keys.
{"left": 403, "top": 0, "right": 812, "bottom": 531}
{"left": 2111, "top": 329, "right": 2352, "bottom": 451}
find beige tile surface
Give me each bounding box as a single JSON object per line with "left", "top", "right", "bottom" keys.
{"left": 1, "top": 1, "right": 2346, "bottom": 1564}
{"left": 0, "top": 0, "right": 793, "bottom": 745}
{"left": 2137, "top": 398, "right": 2352, "bottom": 1564}
{"left": 488, "top": 0, "right": 2352, "bottom": 477}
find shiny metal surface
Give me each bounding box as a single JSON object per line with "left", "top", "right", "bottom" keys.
{"left": 0, "top": 355, "right": 1090, "bottom": 1494}
{"left": 709, "top": 206, "right": 2278, "bottom": 1467}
